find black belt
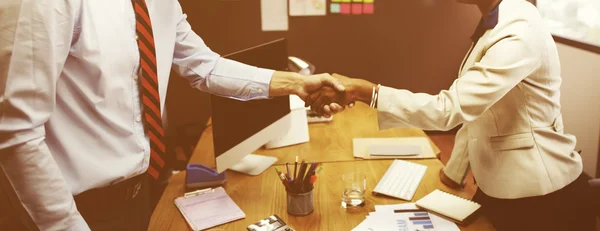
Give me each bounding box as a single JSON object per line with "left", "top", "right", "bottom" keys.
{"left": 75, "top": 174, "right": 147, "bottom": 206}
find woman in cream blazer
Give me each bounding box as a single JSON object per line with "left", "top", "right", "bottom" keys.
{"left": 306, "top": 0, "right": 596, "bottom": 230}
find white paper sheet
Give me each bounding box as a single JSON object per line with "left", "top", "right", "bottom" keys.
{"left": 261, "top": 0, "right": 288, "bottom": 31}
{"left": 289, "top": 0, "right": 326, "bottom": 16}
{"left": 351, "top": 217, "right": 373, "bottom": 231}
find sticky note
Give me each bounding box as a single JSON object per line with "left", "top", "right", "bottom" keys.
{"left": 341, "top": 0, "right": 351, "bottom": 3}
{"left": 364, "top": 0, "right": 374, "bottom": 3}
{"left": 352, "top": 0, "right": 363, "bottom": 2}
{"left": 332, "top": 0, "right": 341, "bottom": 2}
{"left": 340, "top": 3, "right": 351, "bottom": 14}
{"left": 351, "top": 3, "right": 362, "bottom": 14}
{"left": 363, "top": 3, "right": 374, "bottom": 14}
{"left": 330, "top": 3, "right": 341, "bottom": 13}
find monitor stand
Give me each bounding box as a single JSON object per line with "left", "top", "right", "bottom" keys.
{"left": 229, "top": 154, "right": 278, "bottom": 176}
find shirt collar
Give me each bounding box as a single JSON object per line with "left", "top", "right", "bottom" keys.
{"left": 471, "top": 1, "right": 502, "bottom": 42}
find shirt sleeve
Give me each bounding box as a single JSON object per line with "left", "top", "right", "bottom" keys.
{"left": 171, "top": 2, "right": 273, "bottom": 101}
{"left": 376, "top": 20, "right": 543, "bottom": 131}
{"left": 0, "top": 0, "right": 90, "bottom": 230}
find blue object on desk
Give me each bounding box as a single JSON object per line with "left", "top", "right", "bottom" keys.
{"left": 185, "top": 164, "right": 226, "bottom": 189}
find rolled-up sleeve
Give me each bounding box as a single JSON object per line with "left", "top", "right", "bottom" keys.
{"left": 0, "top": 0, "right": 89, "bottom": 230}
{"left": 171, "top": 3, "right": 273, "bottom": 100}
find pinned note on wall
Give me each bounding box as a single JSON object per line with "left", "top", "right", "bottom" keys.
{"left": 340, "top": 3, "right": 351, "bottom": 14}
{"left": 261, "top": 0, "right": 288, "bottom": 31}
{"left": 330, "top": 3, "right": 341, "bottom": 13}
{"left": 290, "top": 0, "right": 327, "bottom": 16}
{"left": 363, "top": 3, "right": 374, "bottom": 14}
{"left": 331, "top": 0, "right": 374, "bottom": 15}
{"left": 351, "top": 3, "right": 362, "bottom": 15}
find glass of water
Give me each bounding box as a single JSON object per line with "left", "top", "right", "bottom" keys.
{"left": 341, "top": 172, "right": 366, "bottom": 208}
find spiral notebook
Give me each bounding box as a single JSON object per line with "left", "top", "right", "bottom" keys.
{"left": 415, "top": 189, "right": 481, "bottom": 224}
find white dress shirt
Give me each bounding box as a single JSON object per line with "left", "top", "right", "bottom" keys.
{"left": 0, "top": 0, "right": 273, "bottom": 230}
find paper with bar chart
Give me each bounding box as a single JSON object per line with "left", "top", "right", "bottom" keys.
{"left": 352, "top": 203, "right": 459, "bottom": 231}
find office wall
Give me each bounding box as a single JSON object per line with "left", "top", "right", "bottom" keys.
{"left": 556, "top": 43, "right": 600, "bottom": 177}
{"left": 165, "top": 0, "right": 480, "bottom": 135}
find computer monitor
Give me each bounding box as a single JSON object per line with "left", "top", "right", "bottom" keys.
{"left": 211, "top": 38, "right": 292, "bottom": 175}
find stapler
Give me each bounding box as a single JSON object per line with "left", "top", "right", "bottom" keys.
{"left": 185, "top": 164, "right": 226, "bottom": 189}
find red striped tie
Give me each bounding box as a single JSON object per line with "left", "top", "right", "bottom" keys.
{"left": 133, "top": 0, "right": 166, "bottom": 180}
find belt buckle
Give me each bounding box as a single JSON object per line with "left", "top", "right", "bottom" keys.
{"left": 132, "top": 181, "right": 142, "bottom": 199}
{"left": 126, "top": 181, "right": 142, "bottom": 200}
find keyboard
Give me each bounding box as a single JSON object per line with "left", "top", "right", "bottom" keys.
{"left": 373, "top": 160, "right": 427, "bottom": 201}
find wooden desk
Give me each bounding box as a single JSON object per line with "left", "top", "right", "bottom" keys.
{"left": 149, "top": 104, "right": 495, "bottom": 231}
{"left": 190, "top": 104, "right": 440, "bottom": 166}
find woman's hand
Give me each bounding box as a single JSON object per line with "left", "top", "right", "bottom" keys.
{"left": 304, "top": 74, "right": 376, "bottom": 115}
{"left": 439, "top": 169, "right": 463, "bottom": 189}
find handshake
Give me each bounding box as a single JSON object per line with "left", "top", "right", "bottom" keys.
{"left": 287, "top": 73, "right": 377, "bottom": 117}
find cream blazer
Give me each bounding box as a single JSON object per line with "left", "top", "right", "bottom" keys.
{"left": 376, "top": 0, "right": 582, "bottom": 199}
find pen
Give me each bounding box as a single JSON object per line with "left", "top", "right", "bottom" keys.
{"left": 296, "top": 160, "right": 308, "bottom": 191}
{"left": 293, "top": 156, "right": 298, "bottom": 181}
{"left": 184, "top": 188, "right": 214, "bottom": 198}
{"left": 310, "top": 175, "right": 317, "bottom": 184}
{"left": 275, "top": 167, "right": 290, "bottom": 189}
{"left": 296, "top": 160, "right": 307, "bottom": 183}
{"left": 316, "top": 165, "right": 323, "bottom": 174}
{"left": 286, "top": 163, "right": 290, "bottom": 179}
{"left": 303, "top": 162, "right": 318, "bottom": 186}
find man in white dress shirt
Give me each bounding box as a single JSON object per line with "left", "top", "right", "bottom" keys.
{"left": 306, "top": 0, "right": 596, "bottom": 230}
{"left": 0, "top": 0, "right": 344, "bottom": 230}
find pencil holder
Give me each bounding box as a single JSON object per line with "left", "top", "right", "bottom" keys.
{"left": 286, "top": 189, "right": 314, "bottom": 216}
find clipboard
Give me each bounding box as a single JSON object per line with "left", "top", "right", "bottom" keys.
{"left": 174, "top": 187, "right": 245, "bottom": 231}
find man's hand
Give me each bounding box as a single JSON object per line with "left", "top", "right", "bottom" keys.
{"left": 269, "top": 72, "right": 347, "bottom": 117}
{"left": 305, "top": 73, "right": 376, "bottom": 115}
{"left": 297, "top": 73, "right": 346, "bottom": 100}
{"left": 269, "top": 71, "right": 345, "bottom": 98}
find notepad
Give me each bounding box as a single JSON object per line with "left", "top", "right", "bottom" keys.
{"left": 174, "top": 187, "right": 245, "bottom": 231}
{"left": 415, "top": 189, "right": 481, "bottom": 224}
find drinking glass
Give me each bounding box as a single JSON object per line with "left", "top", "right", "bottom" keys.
{"left": 341, "top": 172, "right": 366, "bottom": 208}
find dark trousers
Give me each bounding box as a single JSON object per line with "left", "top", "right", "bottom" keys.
{"left": 472, "top": 173, "right": 596, "bottom": 231}
{"left": 74, "top": 175, "right": 152, "bottom": 231}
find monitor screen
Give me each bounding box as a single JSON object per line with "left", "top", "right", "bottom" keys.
{"left": 211, "top": 38, "right": 291, "bottom": 159}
